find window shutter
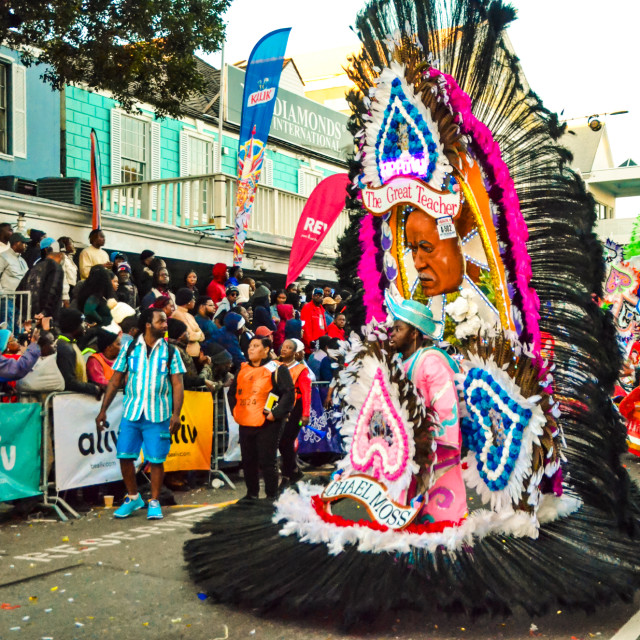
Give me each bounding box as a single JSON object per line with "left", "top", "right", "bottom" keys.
{"left": 11, "top": 64, "right": 27, "bottom": 158}
{"left": 298, "top": 167, "right": 306, "bottom": 195}
{"left": 260, "top": 158, "right": 273, "bottom": 187}
{"left": 179, "top": 129, "right": 190, "bottom": 219}
{"left": 212, "top": 140, "right": 219, "bottom": 173}
{"left": 150, "top": 121, "right": 160, "bottom": 209}
{"left": 110, "top": 109, "right": 121, "bottom": 184}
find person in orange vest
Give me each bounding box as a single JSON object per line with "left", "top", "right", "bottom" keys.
{"left": 228, "top": 336, "right": 295, "bottom": 501}
{"left": 278, "top": 339, "right": 312, "bottom": 488}
{"left": 86, "top": 328, "right": 122, "bottom": 387}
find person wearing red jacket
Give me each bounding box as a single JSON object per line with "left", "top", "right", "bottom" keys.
{"left": 300, "top": 287, "right": 326, "bottom": 354}
{"left": 206, "top": 263, "right": 228, "bottom": 306}
{"left": 326, "top": 312, "right": 347, "bottom": 341}
{"left": 278, "top": 338, "right": 311, "bottom": 486}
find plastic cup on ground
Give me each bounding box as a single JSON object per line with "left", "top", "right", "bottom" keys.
{"left": 103, "top": 495, "right": 114, "bottom": 508}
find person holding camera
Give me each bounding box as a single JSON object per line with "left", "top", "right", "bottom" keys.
{"left": 0, "top": 317, "right": 51, "bottom": 380}
{"left": 228, "top": 336, "right": 294, "bottom": 502}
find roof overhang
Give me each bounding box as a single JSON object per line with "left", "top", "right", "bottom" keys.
{"left": 586, "top": 166, "right": 640, "bottom": 197}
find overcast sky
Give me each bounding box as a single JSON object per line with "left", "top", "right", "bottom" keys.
{"left": 205, "top": 0, "right": 639, "bottom": 215}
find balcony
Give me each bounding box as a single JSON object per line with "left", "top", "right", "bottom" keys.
{"left": 101, "top": 172, "right": 349, "bottom": 257}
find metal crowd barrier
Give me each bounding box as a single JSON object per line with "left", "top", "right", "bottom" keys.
{"left": 210, "top": 387, "right": 236, "bottom": 490}
{"left": 0, "top": 291, "right": 32, "bottom": 332}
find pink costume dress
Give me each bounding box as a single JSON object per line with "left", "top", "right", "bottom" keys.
{"left": 403, "top": 347, "right": 467, "bottom": 525}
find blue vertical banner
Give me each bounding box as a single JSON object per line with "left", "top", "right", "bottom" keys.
{"left": 232, "top": 28, "right": 291, "bottom": 266}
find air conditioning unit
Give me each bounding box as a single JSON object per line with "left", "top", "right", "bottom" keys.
{"left": 36, "top": 177, "right": 92, "bottom": 208}
{"left": 0, "top": 175, "right": 37, "bottom": 197}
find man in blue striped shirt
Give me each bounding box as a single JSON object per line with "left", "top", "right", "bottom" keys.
{"left": 96, "top": 307, "right": 186, "bottom": 520}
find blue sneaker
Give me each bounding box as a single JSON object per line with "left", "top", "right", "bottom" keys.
{"left": 147, "top": 499, "right": 163, "bottom": 520}
{"left": 114, "top": 494, "right": 144, "bottom": 519}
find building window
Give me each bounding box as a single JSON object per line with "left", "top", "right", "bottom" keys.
{"left": 120, "top": 114, "right": 148, "bottom": 183}
{"left": 189, "top": 136, "right": 213, "bottom": 215}
{"left": 0, "top": 63, "right": 7, "bottom": 155}
{"left": 298, "top": 166, "right": 323, "bottom": 197}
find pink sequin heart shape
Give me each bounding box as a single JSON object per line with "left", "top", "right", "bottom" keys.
{"left": 605, "top": 266, "right": 632, "bottom": 295}
{"left": 350, "top": 367, "right": 411, "bottom": 482}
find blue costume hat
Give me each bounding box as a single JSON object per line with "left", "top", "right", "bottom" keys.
{"left": 384, "top": 290, "right": 443, "bottom": 340}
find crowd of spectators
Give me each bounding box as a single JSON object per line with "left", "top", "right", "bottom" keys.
{"left": 0, "top": 224, "right": 350, "bottom": 509}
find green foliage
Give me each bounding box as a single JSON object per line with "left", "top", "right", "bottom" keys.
{"left": 624, "top": 214, "right": 640, "bottom": 260}
{"left": 0, "top": 0, "right": 231, "bottom": 118}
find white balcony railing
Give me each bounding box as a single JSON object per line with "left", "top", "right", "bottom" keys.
{"left": 101, "top": 173, "right": 349, "bottom": 255}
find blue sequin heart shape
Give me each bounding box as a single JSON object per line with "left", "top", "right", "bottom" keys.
{"left": 461, "top": 367, "right": 532, "bottom": 491}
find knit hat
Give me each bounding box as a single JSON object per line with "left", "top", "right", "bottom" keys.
{"left": 284, "top": 318, "right": 302, "bottom": 340}
{"left": 28, "top": 229, "right": 46, "bottom": 242}
{"left": 205, "top": 342, "right": 233, "bottom": 365}
{"left": 140, "top": 250, "right": 155, "bottom": 261}
{"left": 152, "top": 295, "right": 172, "bottom": 309}
{"left": 97, "top": 328, "right": 120, "bottom": 352}
{"left": 110, "top": 302, "right": 136, "bottom": 325}
{"left": 117, "top": 262, "right": 132, "bottom": 274}
{"left": 175, "top": 287, "right": 195, "bottom": 306}
{"left": 224, "top": 312, "right": 245, "bottom": 332}
{"left": 252, "top": 284, "right": 270, "bottom": 300}
{"left": 167, "top": 318, "right": 188, "bottom": 340}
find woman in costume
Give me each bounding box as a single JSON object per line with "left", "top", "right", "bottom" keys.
{"left": 185, "top": 0, "right": 640, "bottom": 626}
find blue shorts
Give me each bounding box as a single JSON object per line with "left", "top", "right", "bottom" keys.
{"left": 116, "top": 415, "right": 172, "bottom": 464}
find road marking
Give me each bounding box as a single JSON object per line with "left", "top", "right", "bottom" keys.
{"left": 171, "top": 501, "right": 237, "bottom": 517}
{"left": 610, "top": 608, "right": 640, "bottom": 640}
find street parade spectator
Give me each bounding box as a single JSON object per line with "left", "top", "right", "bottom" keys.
{"left": 0, "top": 320, "right": 47, "bottom": 380}
{"left": 78, "top": 266, "right": 116, "bottom": 327}
{"left": 86, "top": 329, "right": 122, "bottom": 386}
{"left": 56, "top": 308, "right": 102, "bottom": 398}
{"left": 115, "top": 263, "right": 139, "bottom": 308}
{"left": 0, "top": 232, "right": 28, "bottom": 295}
{"left": 300, "top": 287, "right": 327, "bottom": 353}
{"left": 270, "top": 289, "right": 287, "bottom": 324}
{"left": 237, "top": 306, "right": 255, "bottom": 357}
{"left": 0, "top": 221, "right": 12, "bottom": 252}
{"left": 284, "top": 317, "right": 302, "bottom": 342}
{"left": 167, "top": 318, "right": 216, "bottom": 392}
{"left": 327, "top": 312, "right": 347, "bottom": 341}
{"left": 194, "top": 296, "right": 218, "bottom": 347}
{"left": 183, "top": 269, "right": 199, "bottom": 294}
{"left": 240, "top": 276, "right": 256, "bottom": 294}
{"left": 96, "top": 307, "right": 185, "bottom": 520}
{"left": 140, "top": 266, "right": 175, "bottom": 309}
{"left": 152, "top": 294, "right": 175, "bottom": 318}
{"left": 286, "top": 282, "right": 301, "bottom": 310}
{"left": 132, "top": 249, "right": 155, "bottom": 298}
{"left": 15, "top": 328, "right": 64, "bottom": 394}
{"left": 251, "top": 284, "right": 276, "bottom": 333}
{"left": 79, "top": 229, "right": 112, "bottom": 279}
{"left": 274, "top": 303, "right": 294, "bottom": 354}
{"left": 23, "top": 229, "right": 46, "bottom": 268}
{"left": 214, "top": 311, "right": 246, "bottom": 372}
{"left": 119, "top": 312, "right": 140, "bottom": 349}
{"left": 18, "top": 242, "right": 65, "bottom": 322}
{"left": 206, "top": 262, "right": 228, "bottom": 305}
{"left": 228, "top": 335, "right": 295, "bottom": 501}
{"left": 215, "top": 285, "right": 240, "bottom": 317}
{"left": 237, "top": 283, "right": 251, "bottom": 304}
{"left": 278, "top": 338, "right": 311, "bottom": 487}
{"left": 171, "top": 288, "right": 205, "bottom": 357}
{"left": 323, "top": 285, "right": 334, "bottom": 299}
{"left": 226, "top": 265, "right": 243, "bottom": 288}
{"left": 323, "top": 296, "right": 336, "bottom": 327}
{"left": 110, "top": 251, "right": 127, "bottom": 273}
{"left": 58, "top": 236, "right": 79, "bottom": 306}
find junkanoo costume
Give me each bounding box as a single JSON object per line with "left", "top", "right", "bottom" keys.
{"left": 185, "top": 0, "right": 640, "bottom": 626}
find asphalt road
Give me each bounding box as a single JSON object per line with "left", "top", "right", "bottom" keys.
{"left": 1, "top": 460, "right": 640, "bottom": 640}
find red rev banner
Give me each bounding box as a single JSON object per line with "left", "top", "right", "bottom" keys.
{"left": 286, "top": 173, "right": 350, "bottom": 287}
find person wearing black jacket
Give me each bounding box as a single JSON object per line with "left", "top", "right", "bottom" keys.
{"left": 228, "top": 336, "right": 294, "bottom": 501}
{"left": 55, "top": 308, "right": 102, "bottom": 398}
{"left": 18, "top": 247, "right": 65, "bottom": 322}
{"left": 250, "top": 285, "right": 276, "bottom": 333}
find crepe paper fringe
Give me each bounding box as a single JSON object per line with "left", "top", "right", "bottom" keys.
{"left": 358, "top": 214, "right": 387, "bottom": 323}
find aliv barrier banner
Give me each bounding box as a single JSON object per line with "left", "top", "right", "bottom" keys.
{"left": 53, "top": 391, "right": 214, "bottom": 489}
{"left": 53, "top": 394, "right": 130, "bottom": 491}
{"left": 0, "top": 403, "right": 42, "bottom": 502}
{"left": 163, "top": 390, "right": 213, "bottom": 472}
